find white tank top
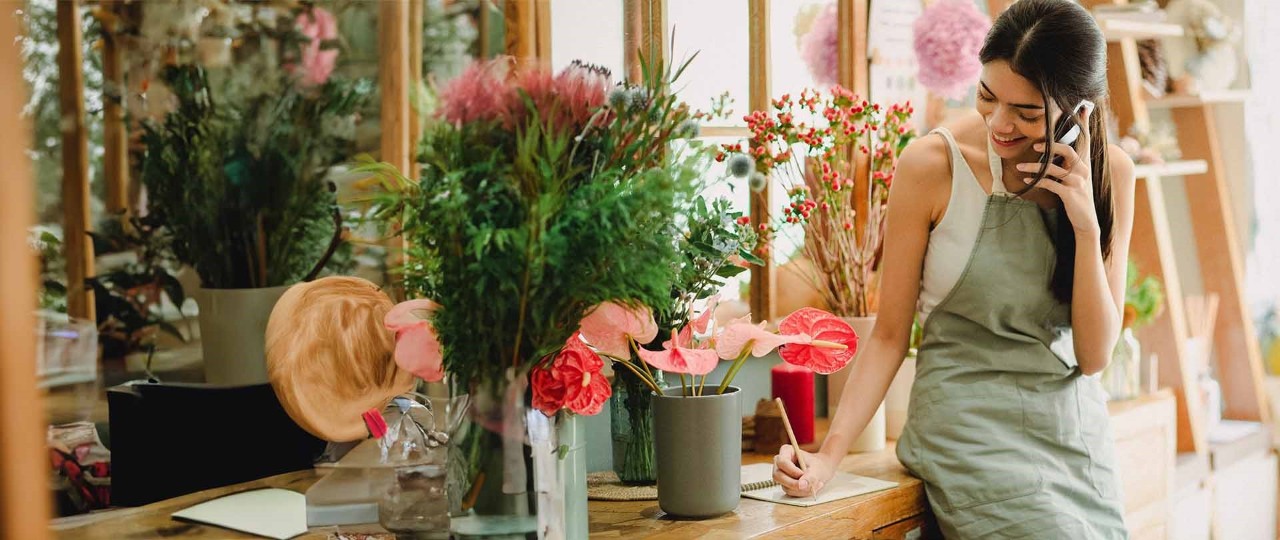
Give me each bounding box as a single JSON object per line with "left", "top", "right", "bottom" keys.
{"left": 917, "top": 127, "right": 1008, "bottom": 322}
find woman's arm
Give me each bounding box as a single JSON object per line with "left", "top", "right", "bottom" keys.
{"left": 773, "top": 135, "right": 945, "bottom": 495}
{"left": 1065, "top": 145, "right": 1135, "bottom": 375}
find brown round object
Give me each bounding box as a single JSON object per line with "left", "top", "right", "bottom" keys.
{"left": 266, "top": 276, "right": 417, "bottom": 442}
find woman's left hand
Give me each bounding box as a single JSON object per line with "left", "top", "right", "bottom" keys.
{"left": 1015, "top": 108, "right": 1099, "bottom": 238}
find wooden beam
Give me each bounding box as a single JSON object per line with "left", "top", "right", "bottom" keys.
{"left": 1173, "top": 104, "right": 1269, "bottom": 425}
{"left": 624, "top": 0, "right": 665, "bottom": 81}
{"left": 100, "top": 1, "right": 128, "bottom": 214}
{"left": 57, "top": 0, "right": 95, "bottom": 322}
{"left": 534, "top": 0, "right": 551, "bottom": 70}
{"left": 477, "top": 0, "right": 492, "bottom": 59}
{"left": 379, "top": 0, "right": 411, "bottom": 174}
{"left": 408, "top": 0, "right": 423, "bottom": 181}
{"left": 838, "top": 0, "right": 871, "bottom": 245}
{"left": 747, "top": 0, "right": 773, "bottom": 324}
{"left": 1104, "top": 39, "right": 1150, "bottom": 136}
{"left": 504, "top": 0, "right": 535, "bottom": 66}
{"left": 1132, "top": 178, "right": 1206, "bottom": 456}
{"left": 1, "top": 5, "right": 53, "bottom": 538}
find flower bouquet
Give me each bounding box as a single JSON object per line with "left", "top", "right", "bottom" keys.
{"left": 359, "top": 52, "right": 713, "bottom": 538}
{"left": 575, "top": 298, "right": 860, "bottom": 517}
{"left": 720, "top": 87, "right": 915, "bottom": 317}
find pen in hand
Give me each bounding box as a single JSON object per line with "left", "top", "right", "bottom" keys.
{"left": 775, "top": 397, "right": 818, "bottom": 500}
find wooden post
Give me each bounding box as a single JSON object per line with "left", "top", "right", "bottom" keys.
{"left": 624, "top": 0, "right": 665, "bottom": 81}
{"left": 747, "top": 0, "right": 774, "bottom": 324}
{"left": 1, "top": 5, "right": 53, "bottom": 538}
{"left": 504, "top": 0, "right": 550, "bottom": 69}
{"left": 57, "top": 0, "right": 95, "bottom": 322}
{"left": 1174, "top": 104, "right": 1269, "bottom": 425}
{"left": 101, "top": 1, "right": 129, "bottom": 214}
{"left": 838, "top": 0, "right": 871, "bottom": 244}
{"left": 408, "top": 0, "right": 424, "bottom": 180}
{"left": 1104, "top": 40, "right": 1150, "bottom": 136}
{"left": 379, "top": 0, "right": 412, "bottom": 175}
{"left": 1132, "top": 177, "right": 1207, "bottom": 455}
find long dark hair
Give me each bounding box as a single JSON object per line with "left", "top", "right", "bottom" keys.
{"left": 980, "top": 0, "right": 1114, "bottom": 304}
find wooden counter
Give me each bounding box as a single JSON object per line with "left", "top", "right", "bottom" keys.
{"left": 53, "top": 391, "right": 1177, "bottom": 539}
{"left": 53, "top": 442, "right": 933, "bottom": 540}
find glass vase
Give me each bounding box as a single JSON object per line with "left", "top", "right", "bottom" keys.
{"left": 447, "top": 369, "right": 566, "bottom": 539}
{"left": 610, "top": 367, "right": 665, "bottom": 485}
{"left": 1102, "top": 327, "right": 1142, "bottom": 401}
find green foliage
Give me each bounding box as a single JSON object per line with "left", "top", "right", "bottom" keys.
{"left": 86, "top": 214, "right": 186, "bottom": 359}
{"left": 31, "top": 229, "right": 67, "bottom": 313}
{"left": 362, "top": 54, "right": 712, "bottom": 392}
{"left": 141, "top": 65, "right": 369, "bottom": 288}
{"left": 1125, "top": 261, "right": 1165, "bottom": 329}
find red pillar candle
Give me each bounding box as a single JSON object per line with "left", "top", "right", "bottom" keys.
{"left": 771, "top": 362, "right": 815, "bottom": 444}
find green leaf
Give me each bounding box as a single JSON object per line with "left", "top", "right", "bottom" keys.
{"left": 737, "top": 248, "right": 765, "bottom": 266}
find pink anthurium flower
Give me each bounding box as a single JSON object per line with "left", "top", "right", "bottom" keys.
{"left": 714, "top": 321, "right": 814, "bottom": 360}
{"left": 636, "top": 330, "right": 721, "bottom": 376}
{"left": 385, "top": 299, "right": 445, "bottom": 382}
{"left": 690, "top": 294, "right": 721, "bottom": 334}
{"left": 777, "top": 307, "right": 859, "bottom": 374}
{"left": 578, "top": 302, "right": 660, "bottom": 358}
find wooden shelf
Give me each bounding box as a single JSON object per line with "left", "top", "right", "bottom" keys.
{"left": 1146, "top": 90, "right": 1252, "bottom": 109}
{"left": 1133, "top": 160, "right": 1208, "bottom": 179}
{"left": 1097, "top": 16, "right": 1184, "bottom": 41}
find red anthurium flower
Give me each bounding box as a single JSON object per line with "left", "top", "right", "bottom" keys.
{"left": 578, "top": 302, "right": 660, "bottom": 358}
{"left": 532, "top": 333, "right": 612, "bottom": 417}
{"left": 714, "top": 321, "right": 814, "bottom": 360}
{"left": 777, "top": 307, "right": 858, "bottom": 374}
{"left": 384, "top": 299, "right": 445, "bottom": 382}
{"left": 638, "top": 330, "right": 721, "bottom": 376}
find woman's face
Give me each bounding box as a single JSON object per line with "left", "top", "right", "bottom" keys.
{"left": 975, "top": 60, "right": 1063, "bottom": 160}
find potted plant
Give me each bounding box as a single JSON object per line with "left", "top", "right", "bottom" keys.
{"left": 720, "top": 88, "right": 915, "bottom": 450}
{"left": 577, "top": 299, "right": 858, "bottom": 517}
{"left": 358, "top": 52, "right": 708, "bottom": 538}
{"left": 85, "top": 213, "right": 187, "bottom": 366}
{"left": 140, "top": 58, "right": 366, "bottom": 385}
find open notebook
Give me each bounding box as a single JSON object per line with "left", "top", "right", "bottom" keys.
{"left": 740, "top": 463, "right": 898, "bottom": 507}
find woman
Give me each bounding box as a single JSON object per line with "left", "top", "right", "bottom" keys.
{"left": 772, "top": 1, "right": 1136, "bottom": 537}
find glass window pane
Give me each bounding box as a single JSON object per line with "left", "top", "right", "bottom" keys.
{"left": 667, "top": 0, "right": 749, "bottom": 127}
{"left": 549, "top": 0, "right": 625, "bottom": 77}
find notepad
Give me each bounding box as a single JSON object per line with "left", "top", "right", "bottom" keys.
{"left": 171, "top": 488, "right": 308, "bottom": 539}
{"left": 740, "top": 463, "right": 898, "bottom": 507}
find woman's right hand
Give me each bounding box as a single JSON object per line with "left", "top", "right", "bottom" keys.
{"left": 772, "top": 444, "right": 836, "bottom": 497}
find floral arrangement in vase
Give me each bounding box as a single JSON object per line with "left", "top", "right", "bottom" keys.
{"left": 1103, "top": 261, "right": 1166, "bottom": 400}
{"left": 357, "top": 53, "right": 714, "bottom": 537}
{"left": 719, "top": 87, "right": 916, "bottom": 317}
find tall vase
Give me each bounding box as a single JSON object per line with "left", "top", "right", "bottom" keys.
{"left": 556, "top": 412, "right": 588, "bottom": 539}
{"left": 609, "top": 368, "right": 666, "bottom": 484}
{"left": 827, "top": 316, "right": 886, "bottom": 452}
{"left": 1102, "top": 328, "right": 1142, "bottom": 401}
{"left": 885, "top": 350, "right": 916, "bottom": 440}
{"left": 652, "top": 386, "right": 741, "bottom": 518}
{"left": 447, "top": 370, "right": 565, "bottom": 539}
{"left": 194, "top": 285, "right": 291, "bottom": 386}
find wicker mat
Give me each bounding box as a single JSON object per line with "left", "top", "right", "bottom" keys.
{"left": 586, "top": 471, "right": 658, "bottom": 501}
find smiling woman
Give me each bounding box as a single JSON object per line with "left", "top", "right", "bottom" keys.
{"left": 771, "top": 1, "right": 1138, "bottom": 537}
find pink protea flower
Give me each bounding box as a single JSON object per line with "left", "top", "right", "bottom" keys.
{"left": 913, "top": 0, "right": 991, "bottom": 99}
{"left": 438, "top": 59, "right": 512, "bottom": 125}
{"left": 504, "top": 61, "right": 610, "bottom": 134}
{"left": 294, "top": 7, "right": 339, "bottom": 87}
{"left": 799, "top": 3, "right": 839, "bottom": 86}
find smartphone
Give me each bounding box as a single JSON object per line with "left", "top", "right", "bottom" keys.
{"left": 1047, "top": 100, "right": 1094, "bottom": 167}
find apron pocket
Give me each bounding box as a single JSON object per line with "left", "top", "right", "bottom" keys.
{"left": 1078, "top": 379, "right": 1121, "bottom": 501}
{"left": 917, "top": 390, "right": 1044, "bottom": 512}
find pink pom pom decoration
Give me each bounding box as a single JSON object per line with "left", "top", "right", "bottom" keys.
{"left": 913, "top": 0, "right": 991, "bottom": 100}
{"left": 799, "top": 3, "right": 840, "bottom": 86}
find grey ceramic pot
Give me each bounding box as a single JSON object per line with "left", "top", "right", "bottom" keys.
{"left": 652, "top": 386, "right": 742, "bottom": 518}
